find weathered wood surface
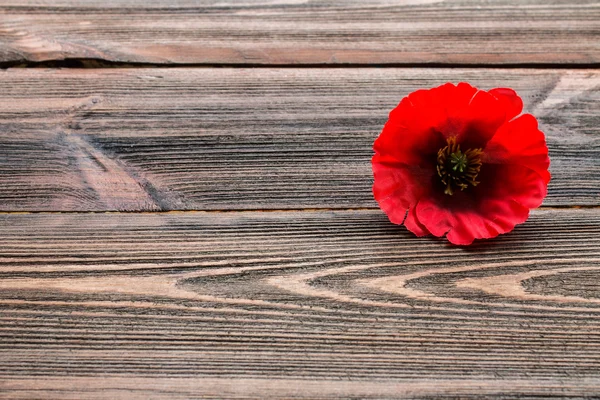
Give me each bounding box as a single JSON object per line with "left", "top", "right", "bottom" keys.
{"left": 1, "top": 0, "right": 599, "bottom": 66}
{"left": 1, "top": 209, "right": 600, "bottom": 399}
{"left": 2, "top": 0, "right": 600, "bottom": 397}
{"left": 1, "top": 68, "right": 598, "bottom": 211}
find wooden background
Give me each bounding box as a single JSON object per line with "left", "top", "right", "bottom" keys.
{"left": 0, "top": 1, "right": 599, "bottom": 398}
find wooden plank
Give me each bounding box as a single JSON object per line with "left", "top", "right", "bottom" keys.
{"left": 2, "top": 377, "right": 600, "bottom": 400}
{"left": 1, "top": 68, "right": 598, "bottom": 211}
{"left": 1, "top": 0, "right": 599, "bottom": 66}
{"left": 0, "top": 209, "right": 600, "bottom": 398}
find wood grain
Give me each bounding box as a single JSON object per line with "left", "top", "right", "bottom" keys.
{"left": 3, "top": 1, "right": 598, "bottom": 398}
{"left": 1, "top": 0, "right": 599, "bottom": 66}
{"left": 1, "top": 209, "right": 600, "bottom": 398}
{"left": 0, "top": 67, "right": 598, "bottom": 211}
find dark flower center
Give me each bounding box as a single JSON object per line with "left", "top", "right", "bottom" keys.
{"left": 436, "top": 137, "right": 482, "bottom": 196}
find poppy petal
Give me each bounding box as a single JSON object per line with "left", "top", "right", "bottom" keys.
{"left": 416, "top": 196, "right": 530, "bottom": 245}
{"left": 484, "top": 114, "right": 551, "bottom": 184}
{"left": 456, "top": 89, "right": 508, "bottom": 149}
{"left": 489, "top": 88, "right": 524, "bottom": 121}
{"left": 417, "top": 82, "right": 478, "bottom": 140}
{"left": 405, "top": 82, "right": 479, "bottom": 140}
{"left": 415, "top": 84, "right": 507, "bottom": 150}
{"left": 404, "top": 205, "right": 430, "bottom": 237}
{"left": 479, "top": 163, "right": 548, "bottom": 209}
{"left": 374, "top": 97, "right": 445, "bottom": 166}
{"left": 372, "top": 159, "right": 433, "bottom": 224}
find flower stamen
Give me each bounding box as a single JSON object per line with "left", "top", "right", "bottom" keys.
{"left": 437, "top": 137, "right": 482, "bottom": 196}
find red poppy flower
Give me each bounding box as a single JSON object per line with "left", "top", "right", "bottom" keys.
{"left": 372, "top": 82, "right": 550, "bottom": 245}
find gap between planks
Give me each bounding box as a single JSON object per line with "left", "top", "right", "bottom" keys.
{"left": 3, "top": 59, "right": 600, "bottom": 70}
{"left": 0, "top": 205, "right": 597, "bottom": 215}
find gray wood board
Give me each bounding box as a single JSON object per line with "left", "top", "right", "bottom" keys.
{"left": 0, "top": 68, "right": 598, "bottom": 211}
{"left": 1, "top": 0, "right": 599, "bottom": 65}
{"left": 0, "top": 209, "right": 600, "bottom": 398}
